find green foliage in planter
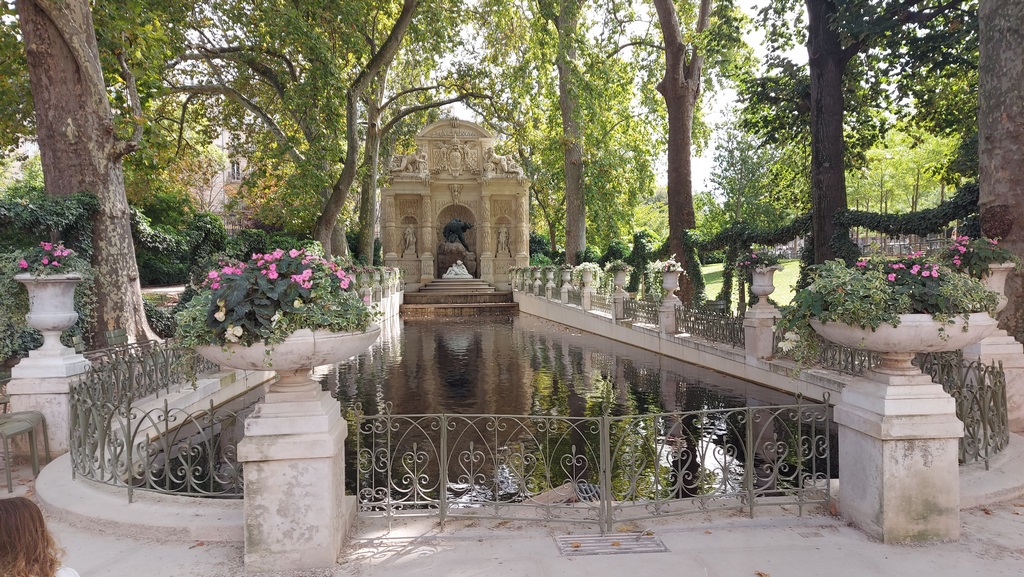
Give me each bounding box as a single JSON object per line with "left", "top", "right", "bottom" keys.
{"left": 776, "top": 257, "right": 998, "bottom": 363}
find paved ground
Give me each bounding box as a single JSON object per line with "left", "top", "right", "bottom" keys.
{"left": 3, "top": 445, "right": 1024, "bottom": 577}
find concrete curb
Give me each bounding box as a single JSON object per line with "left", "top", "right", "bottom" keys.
{"left": 35, "top": 454, "right": 243, "bottom": 542}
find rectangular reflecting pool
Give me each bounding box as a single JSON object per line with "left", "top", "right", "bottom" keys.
{"left": 323, "top": 314, "right": 815, "bottom": 417}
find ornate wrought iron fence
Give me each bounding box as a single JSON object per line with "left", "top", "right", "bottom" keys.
{"left": 624, "top": 298, "right": 660, "bottom": 325}
{"left": 590, "top": 292, "right": 612, "bottom": 314}
{"left": 567, "top": 287, "right": 583, "bottom": 307}
{"left": 917, "top": 351, "right": 1009, "bottom": 468}
{"left": 69, "top": 340, "right": 250, "bottom": 501}
{"left": 351, "top": 397, "right": 831, "bottom": 531}
{"left": 676, "top": 306, "right": 745, "bottom": 347}
{"left": 772, "top": 333, "right": 1008, "bottom": 467}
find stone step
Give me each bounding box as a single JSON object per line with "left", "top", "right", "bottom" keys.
{"left": 403, "top": 292, "right": 514, "bottom": 305}
{"left": 400, "top": 303, "right": 519, "bottom": 317}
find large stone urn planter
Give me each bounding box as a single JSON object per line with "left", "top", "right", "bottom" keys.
{"left": 982, "top": 261, "right": 1015, "bottom": 313}
{"left": 8, "top": 273, "right": 91, "bottom": 453}
{"left": 196, "top": 325, "right": 380, "bottom": 572}
{"left": 12, "top": 273, "right": 89, "bottom": 377}
{"left": 15, "top": 273, "right": 81, "bottom": 355}
{"left": 810, "top": 313, "right": 998, "bottom": 375}
{"left": 749, "top": 265, "right": 782, "bottom": 310}
{"left": 809, "top": 312, "right": 997, "bottom": 544}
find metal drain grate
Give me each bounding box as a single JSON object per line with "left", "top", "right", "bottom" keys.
{"left": 554, "top": 533, "right": 669, "bottom": 556}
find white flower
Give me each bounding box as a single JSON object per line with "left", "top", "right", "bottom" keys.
{"left": 224, "top": 324, "right": 244, "bottom": 342}
{"left": 271, "top": 311, "right": 282, "bottom": 325}
{"left": 214, "top": 310, "right": 226, "bottom": 322}
{"left": 293, "top": 298, "right": 304, "bottom": 308}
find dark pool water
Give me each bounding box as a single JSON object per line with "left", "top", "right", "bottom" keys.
{"left": 321, "top": 314, "right": 808, "bottom": 417}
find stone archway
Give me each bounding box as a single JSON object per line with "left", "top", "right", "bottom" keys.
{"left": 436, "top": 204, "right": 478, "bottom": 278}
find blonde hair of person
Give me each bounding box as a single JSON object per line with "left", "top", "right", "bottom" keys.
{"left": 0, "top": 496, "right": 64, "bottom": 577}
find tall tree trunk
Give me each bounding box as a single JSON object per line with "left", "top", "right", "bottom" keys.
{"left": 312, "top": 0, "right": 417, "bottom": 257}
{"left": 806, "top": 0, "right": 850, "bottom": 264}
{"left": 16, "top": 0, "right": 154, "bottom": 346}
{"left": 554, "top": 0, "right": 585, "bottom": 265}
{"left": 978, "top": 0, "right": 1024, "bottom": 338}
{"left": 357, "top": 89, "right": 385, "bottom": 264}
{"left": 654, "top": 0, "right": 710, "bottom": 303}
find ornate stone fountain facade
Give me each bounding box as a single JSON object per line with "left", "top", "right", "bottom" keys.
{"left": 382, "top": 119, "right": 530, "bottom": 289}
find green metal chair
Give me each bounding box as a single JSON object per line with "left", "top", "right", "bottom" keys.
{"left": 0, "top": 411, "right": 51, "bottom": 493}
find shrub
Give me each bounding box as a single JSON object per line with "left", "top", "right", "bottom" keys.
{"left": 575, "top": 245, "right": 600, "bottom": 264}
{"left": 226, "top": 229, "right": 270, "bottom": 260}
{"left": 598, "top": 239, "right": 630, "bottom": 266}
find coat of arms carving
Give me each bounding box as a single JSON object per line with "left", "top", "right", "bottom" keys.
{"left": 432, "top": 138, "right": 479, "bottom": 178}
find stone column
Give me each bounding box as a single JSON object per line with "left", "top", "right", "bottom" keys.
{"left": 515, "top": 192, "right": 529, "bottom": 265}
{"left": 611, "top": 271, "right": 627, "bottom": 320}
{"left": 480, "top": 189, "right": 494, "bottom": 284}
{"left": 7, "top": 358, "right": 89, "bottom": 456}
{"left": 7, "top": 341, "right": 90, "bottom": 456}
{"left": 420, "top": 194, "right": 434, "bottom": 284}
{"left": 743, "top": 306, "right": 780, "bottom": 362}
{"left": 658, "top": 270, "right": 682, "bottom": 334}
{"left": 835, "top": 369, "right": 963, "bottom": 542}
{"left": 581, "top": 271, "right": 594, "bottom": 311}
{"left": 384, "top": 195, "right": 397, "bottom": 259}
{"left": 237, "top": 372, "right": 356, "bottom": 571}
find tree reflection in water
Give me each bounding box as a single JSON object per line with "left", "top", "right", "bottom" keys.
{"left": 322, "top": 315, "right": 833, "bottom": 517}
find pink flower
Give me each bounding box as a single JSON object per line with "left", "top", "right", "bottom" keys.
{"left": 211, "top": 282, "right": 220, "bottom": 289}
{"left": 40, "top": 242, "right": 52, "bottom": 250}
{"left": 363, "top": 296, "right": 370, "bottom": 304}
{"left": 958, "top": 246, "right": 967, "bottom": 253}
{"left": 208, "top": 270, "right": 219, "bottom": 279}
{"left": 51, "top": 261, "right": 60, "bottom": 267}
{"left": 41, "top": 258, "right": 49, "bottom": 265}
{"left": 18, "top": 260, "right": 28, "bottom": 269}
{"left": 887, "top": 273, "right": 896, "bottom": 281}
{"left": 990, "top": 239, "right": 999, "bottom": 245}
{"left": 289, "top": 249, "right": 301, "bottom": 258}
{"left": 856, "top": 260, "right": 868, "bottom": 268}
{"left": 910, "top": 264, "right": 921, "bottom": 275}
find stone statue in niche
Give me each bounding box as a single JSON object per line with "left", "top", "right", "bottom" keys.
{"left": 483, "top": 147, "right": 524, "bottom": 180}
{"left": 496, "top": 226, "right": 510, "bottom": 257}
{"left": 442, "top": 218, "right": 474, "bottom": 253}
{"left": 403, "top": 226, "right": 417, "bottom": 255}
{"left": 443, "top": 260, "right": 472, "bottom": 279}
{"left": 390, "top": 150, "right": 428, "bottom": 174}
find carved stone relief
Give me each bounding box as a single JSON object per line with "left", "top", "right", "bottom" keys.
{"left": 431, "top": 138, "right": 480, "bottom": 178}
{"left": 397, "top": 198, "right": 419, "bottom": 218}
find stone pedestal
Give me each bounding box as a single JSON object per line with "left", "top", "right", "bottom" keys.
{"left": 8, "top": 338, "right": 90, "bottom": 455}
{"left": 237, "top": 385, "right": 355, "bottom": 572}
{"left": 743, "top": 305, "right": 780, "bottom": 362}
{"left": 419, "top": 254, "right": 434, "bottom": 285}
{"left": 835, "top": 371, "right": 963, "bottom": 542}
{"left": 964, "top": 330, "right": 1024, "bottom": 432}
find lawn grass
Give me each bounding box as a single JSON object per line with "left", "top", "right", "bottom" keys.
{"left": 702, "top": 259, "right": 801, "bottom": 310}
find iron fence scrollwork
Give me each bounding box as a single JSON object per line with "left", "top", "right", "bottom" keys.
{"left": 69, "top": 340, "right": 253, "bottom": 500}
{"left": 624, "top": 298, "right": 660, "bottom": 325}
{"left": 352, "top": 396, "right": 831, "bottom": 531}
{"left": 676, "top": 305, "right": 745, "bottom": 347}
